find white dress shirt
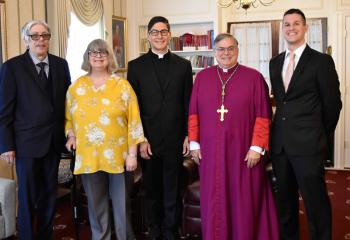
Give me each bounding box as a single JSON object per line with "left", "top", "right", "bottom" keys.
{"left": 29, "top": 50, "right": 49, "bottom": 77}
{"left": 282, "top": 42, "right": 306, "bottom": 81}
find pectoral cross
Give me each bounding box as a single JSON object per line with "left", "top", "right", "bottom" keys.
{"left": 217, "top": 104, "right": 228, "bottom": 122}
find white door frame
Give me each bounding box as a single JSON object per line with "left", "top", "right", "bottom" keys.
{"left": 343, "top": 14, "right": 350, "bottom": 168}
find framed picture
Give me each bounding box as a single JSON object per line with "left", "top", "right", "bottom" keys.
{"left": 0, "top": 0, "right": 7, "bottom": 66}
{"left": 112, "top": 16, "right": 127, "bottom": 72}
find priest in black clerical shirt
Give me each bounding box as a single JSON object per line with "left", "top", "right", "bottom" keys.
{"left": 127, "top": 16, "right": 193, "bottom": 240}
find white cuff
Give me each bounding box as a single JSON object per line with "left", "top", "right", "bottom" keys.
{"left": 190, "top": 141, "right": 200, "bottom": 150}
{"left": 250, "top": 146, "right": 265, "bottom": 155}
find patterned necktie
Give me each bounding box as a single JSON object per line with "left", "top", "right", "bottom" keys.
{"left": 284, "top": 51, "right": 295, "bottom": 91}
{"left": 37, "top": 62, "right": 48, "bottom": 89}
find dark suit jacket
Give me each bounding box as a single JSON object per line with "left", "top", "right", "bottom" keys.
{"left": 0, "top": 50, "right": 71, "bottom": 157}
{"left": 269, "top": 45, "right": 342, "bottom": 156}
{"left": 127, "top": 50, "right": 193, "bottom": 154}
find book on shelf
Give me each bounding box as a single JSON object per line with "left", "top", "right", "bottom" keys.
{"left": 184, "top": 55, "right": 214, "bottom": 69}
{"left": 180, "top": 32, "right": 213, "bottom": 51}
{"left": 208, "top": 30, "right": 214, "bottom": 49}
{"left": 140, "top": 29, "right": 214, "bottom": 52}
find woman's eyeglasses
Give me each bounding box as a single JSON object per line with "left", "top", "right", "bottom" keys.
{"left": 88, "top": 50, "right": 108, "bottom": 57}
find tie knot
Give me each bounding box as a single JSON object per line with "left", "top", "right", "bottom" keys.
{"left": 37, "top": 62, "right": 47, "bottom": 69}
{"left": 289, "top": 51, "right": 295, "bottom": 59}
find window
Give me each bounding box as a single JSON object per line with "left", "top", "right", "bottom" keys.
{"left": 230, "top": 22, "right": 272, "bottom": 89}
{"left": 228, "top": 18, "right": 327, "bottom": 91}
{"left": 278, "top": 18, "right": 327, "bottom": 53}
{"left": 66, "top": 11, "right": 104, "bottom": 82}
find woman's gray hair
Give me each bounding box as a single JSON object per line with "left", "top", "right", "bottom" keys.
{"left": 214, "top": 33, "right": 239, "bottom": 47}
{"left": 21, "top": 20, "right": 51, "bottom": 47}
{"left": 81, "top": 39, "right": 118, "bottom": 74}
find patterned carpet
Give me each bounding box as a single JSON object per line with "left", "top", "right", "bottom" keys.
{"left": 50, "top": 170, "right": 350, "bottom": 240}
{"left": 299, "top": 170, "right": 350, "bottom": 240}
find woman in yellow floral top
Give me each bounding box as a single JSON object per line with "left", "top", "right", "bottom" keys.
{"left": 65, "top": 39, "right": 144, "bottom": 240}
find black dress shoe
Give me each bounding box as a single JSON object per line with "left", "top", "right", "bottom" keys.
{"left": 147, "top": 235, "right": 162, "bottom": 240}
{"left": 163, "top": 234, "right": 175, "bottom": 240}
{"left": 163, "top": 230, "right": 180, "bottom": 240}
{"left": 147, "top": 237, "right": 162, "bottom": 240}
{"left": 147, "top": 225, "right": 162, "bottom": 240}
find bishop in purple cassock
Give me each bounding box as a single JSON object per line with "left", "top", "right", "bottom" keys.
{"left": 188, "top": 33, "right": 279, "bottom": 240}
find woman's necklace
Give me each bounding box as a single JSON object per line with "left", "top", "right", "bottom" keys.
{"left": 216, "top": 63, "right": 239, "bottom": 122}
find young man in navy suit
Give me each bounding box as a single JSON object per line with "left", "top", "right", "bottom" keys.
{"left": 269, "top": 9, "right": 342, "bottom": 240}
{"left": 0, "top": 20, "right": 71, "bottom": 239}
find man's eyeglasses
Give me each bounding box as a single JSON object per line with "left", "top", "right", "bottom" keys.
{"left": 215, "top": 46, "right": 238, "bottom": 53}
{"left": 148, "top": 29, "right": 169, "bottom": 37}
{"left": 88, "top": 50, "right": 108, "bottom": 57}
{"left": 28, "top": 33, "right": 51, "bottom": 41}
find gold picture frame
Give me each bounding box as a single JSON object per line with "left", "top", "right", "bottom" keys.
{"left": 0, "top": 0, "right": 7, "bottom": 65}
{"left": 112, "top": 16, "right": 127, "bottom": 72}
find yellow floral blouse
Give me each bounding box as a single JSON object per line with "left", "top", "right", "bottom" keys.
{"left": 65, "top": 75, "right": 145, "bottom": 174}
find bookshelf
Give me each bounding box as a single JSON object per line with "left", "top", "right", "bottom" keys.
{"left": 139, "top": 21, "right": 215, "bottom": 72}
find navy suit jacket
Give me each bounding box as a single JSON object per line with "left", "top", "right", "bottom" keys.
{"left": 0, "top": 50, "right": 71, "bottom": 157}
{"left": 127, "top": 51, "right": 193, "bottom": 155}
{"left": 269, "top": 45, "right": 342, "bottom": 156}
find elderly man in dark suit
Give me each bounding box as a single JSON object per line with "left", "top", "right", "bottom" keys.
{"left": 269, "top": 9, "right": 342, "bottom": 240}
{"left": 127, "top": 16, "right": 193, "bottom": 240}
{"left": 0, "top": 20, "right": 71, "bottom": 240}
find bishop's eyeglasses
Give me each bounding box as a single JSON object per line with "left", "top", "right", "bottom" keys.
{"left": 28, "top": 33, "right": 51, "bottom": 41}
{"left": 148, "top": 29, "right": 170, "bottom": 37}
{"left": 215, "top": 46, "right": 238, "bottom": 54}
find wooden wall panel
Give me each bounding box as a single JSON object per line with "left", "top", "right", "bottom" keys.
{"left": 5, "top": 0, "right": 47, "bottom": 58}
{"left": 18, "top": 0, "right": 33, "bottom": 52}
{"left": 5, "top": 0, "right": 20, "bottom": 57}
{"left": 113, "top": 0, "right": 123, "bottom": 16}
{"left": 338, "top": 0, "right": 350, "bottom": 9}
{"left": 33, "top": 0, "right": 46, "bottom": 21}
{"left": 140, "top": 0, "right": 213, "bottom": 24}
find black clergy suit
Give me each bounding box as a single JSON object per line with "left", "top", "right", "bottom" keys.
{"left": 127, "top": 50, "right": 193, "bottom": 237}
{"left": 269, "top": 45, "right": 342, "bottom": 240}
{"left": 0, "top": 50, "right": 71, "bottom": 239}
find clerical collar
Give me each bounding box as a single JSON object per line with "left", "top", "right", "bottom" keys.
{"left": 219, "top": 63, "right": 238, "bottom": 73}
{"left": 151, "top": 49, "right": 170, "bottom": 59}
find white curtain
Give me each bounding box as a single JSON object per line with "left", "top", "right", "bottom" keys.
{"left": 230, "top": 22, "right": 272, "bottom": 90}
{"left": 57, "top": 0, "right": 71, "bottom": 58}
{"left": 55, "top": 0, "right": 104, "bottom": 58}
{"left": 306, "top": 19, "right": 323, "bottom": 52}
{"left": 66, "top": 11, "right": 104, "bottom": 81}
{"left": 70, "top": 0, "right": 103, "bottom": 26}
{"left": 279, "top": 19, "right": 323, "bottom": 53}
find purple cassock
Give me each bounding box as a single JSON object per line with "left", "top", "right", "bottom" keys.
{"left": 188, "top": 64, "right": 279, "bottom": 240}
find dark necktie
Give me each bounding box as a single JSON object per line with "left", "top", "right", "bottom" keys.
{"left": 37, "top": 62, "right": 49, "bottom": 89}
